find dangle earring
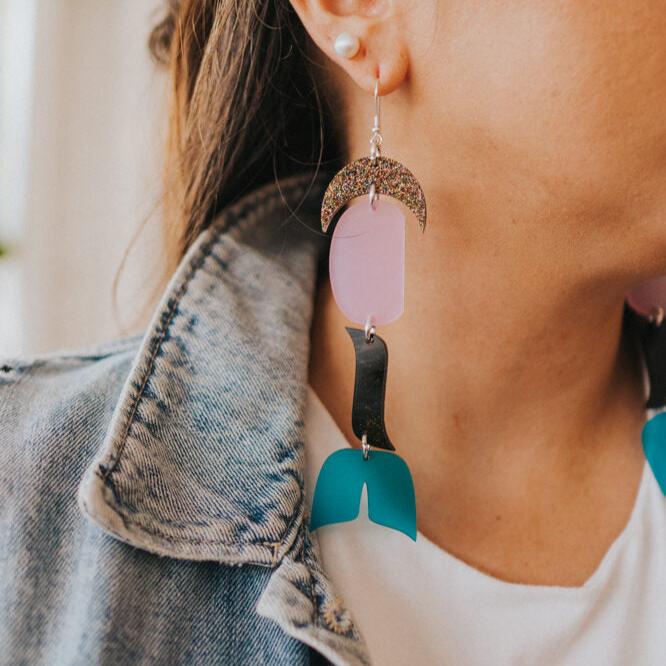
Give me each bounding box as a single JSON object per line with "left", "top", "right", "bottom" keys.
{"left": 309, "top": 79, "right": 426, "bottom": 540}
{"left": 626, "top": 280, "right": 666, "bottom": 495}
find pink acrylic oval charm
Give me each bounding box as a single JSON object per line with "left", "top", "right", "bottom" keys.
{"left": 329, "top": 199, "right": 405, "bottom": 326}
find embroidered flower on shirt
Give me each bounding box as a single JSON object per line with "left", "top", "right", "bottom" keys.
{"left": 322, "top": 595, "right": 354, "bottom": 635}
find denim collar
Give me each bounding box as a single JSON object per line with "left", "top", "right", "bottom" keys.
{"left": 78, "top": 171, "right": 329, "bottom": 565}
{"left": 77, "top": 171, "right": 372, "bottom": 665}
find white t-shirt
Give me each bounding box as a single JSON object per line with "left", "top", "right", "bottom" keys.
{"left": 303, "top": 384, "right": 666, "bottom": 666}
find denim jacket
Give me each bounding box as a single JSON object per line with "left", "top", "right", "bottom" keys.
{"left": 0, "top": 172, "right": 372, "bottom": 666}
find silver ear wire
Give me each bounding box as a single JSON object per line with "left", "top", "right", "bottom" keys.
{"left": 369, "top": 79, "right": 382, "bottom": 209}
{"left": 369, "top": 79, "right": 382, "bottom": 160}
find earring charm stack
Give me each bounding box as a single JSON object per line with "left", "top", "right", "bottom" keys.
{"left": 626, "top": 281, "right": 666, "bottom": 495}
{"left": 309, "top": 80, "right": 427, "bottom": 540}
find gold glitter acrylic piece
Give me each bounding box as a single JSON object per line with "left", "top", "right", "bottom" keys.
{"left": 320, "top": 155, "right": 427, "bottom": 233}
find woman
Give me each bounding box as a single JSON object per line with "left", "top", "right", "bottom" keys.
{"left": 2, "top": 1, "right": 666, "bottom": 664}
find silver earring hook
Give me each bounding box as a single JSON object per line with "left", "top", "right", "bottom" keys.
{"left": 369, "top": 78, "right": 382, "bottom": 209}
{"left": 373, "top": 79, "right": 381, "bottom": 136}
{"left": 369, "top": 79, "right": 382, "bottom": 160}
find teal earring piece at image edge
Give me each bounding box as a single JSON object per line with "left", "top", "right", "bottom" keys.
{"left": 310, "top": 448, "right": 417, "bottom": 540}
{"left": 642, "top": 412, "right": 666, "bottom": 495}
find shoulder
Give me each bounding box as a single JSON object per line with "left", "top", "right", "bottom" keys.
{"left": 0, "top": 334, "right": 328, "bottom": 666}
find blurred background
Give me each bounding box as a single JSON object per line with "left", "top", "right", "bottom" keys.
{"left": 0, "top": 0, "right": 166, "bottom": 357}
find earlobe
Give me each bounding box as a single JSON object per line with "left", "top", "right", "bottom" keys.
{"left": 288, "top": 0, "right": 409, "bottom": 95}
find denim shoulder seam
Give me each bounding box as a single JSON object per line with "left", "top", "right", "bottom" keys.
{"left": 0, "top": 333, "right": 143, "bottom": 370}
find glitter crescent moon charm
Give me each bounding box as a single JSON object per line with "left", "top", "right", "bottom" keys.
{"left": 320, "top": 156, "right": 427, "bottom": 233}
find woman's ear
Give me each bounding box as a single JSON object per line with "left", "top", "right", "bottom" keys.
{"left": 288, "top": 0, "right": 409, "bottom": 95}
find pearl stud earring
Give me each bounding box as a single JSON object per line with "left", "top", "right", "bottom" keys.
{"left": 334, "top": 32, "right": 360, "bottom": 59}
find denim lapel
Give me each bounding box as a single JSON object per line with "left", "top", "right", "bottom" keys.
{"left": 78, "top": 171, "right": 328, "bottom": 565}
{"left": 76, "top": 170, "right": 372, "bottom": 664}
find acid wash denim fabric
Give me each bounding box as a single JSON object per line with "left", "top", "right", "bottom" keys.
{"left": 0, "top": 172, "right": 372, "bottom": 666}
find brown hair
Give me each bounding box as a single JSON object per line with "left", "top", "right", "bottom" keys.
{"left": 149, "top": 0, "right": 342, "bottom": 274}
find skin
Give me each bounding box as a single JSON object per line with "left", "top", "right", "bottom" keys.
{"left": 291, "top": 0, "right": 666, "bottom": 586}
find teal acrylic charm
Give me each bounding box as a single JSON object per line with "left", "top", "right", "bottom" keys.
{"left": 310, "top": 448, "right": 417, "bottom": 540}
{"left": 642, "top": 412, "right": 666, "bottom": 495}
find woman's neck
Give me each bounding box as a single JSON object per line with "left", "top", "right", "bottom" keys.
{"left": 308, "top": 184, "right": 648, "bottom": 586}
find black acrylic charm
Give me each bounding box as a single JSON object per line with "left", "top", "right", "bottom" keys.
{"left": 346, "top": 326, "right": 395, "bottom": 451}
